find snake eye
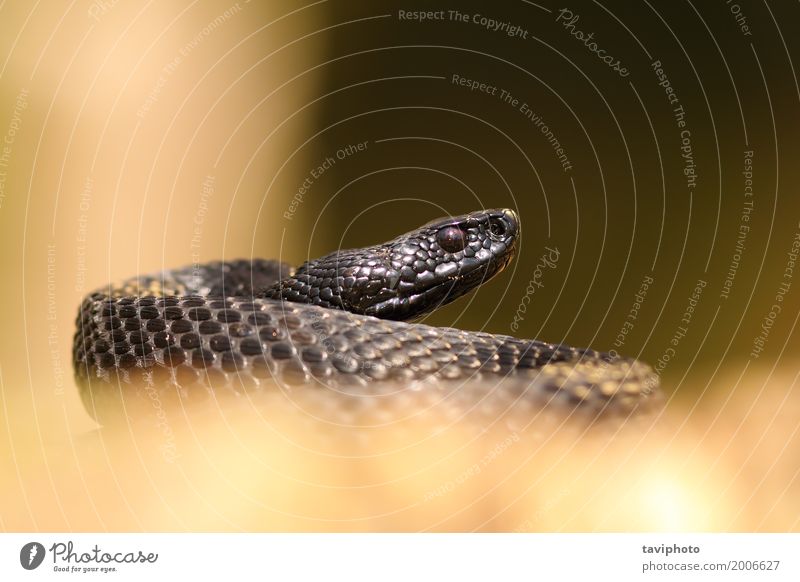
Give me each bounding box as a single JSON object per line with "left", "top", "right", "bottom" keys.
{"left": 488, "top": 217, "right": 508, "bottom": 240}
{"left": 436, "top": 226, "right": 467, "bottom": 253}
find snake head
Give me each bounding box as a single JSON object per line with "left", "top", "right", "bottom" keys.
{"left": 267, "top": 209, "right": 519, "bottom": 321}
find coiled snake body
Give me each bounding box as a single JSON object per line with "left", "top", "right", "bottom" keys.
{"left": 73, "top": 209, "right": 660, "bottom": 425}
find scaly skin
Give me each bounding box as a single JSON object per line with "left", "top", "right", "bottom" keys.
{"left": 73, "top": 209, "right": 661, "bottom": 424}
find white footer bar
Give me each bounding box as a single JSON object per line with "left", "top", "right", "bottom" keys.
{"left": 2, "top": 533, "right": 798, "bottom": 581}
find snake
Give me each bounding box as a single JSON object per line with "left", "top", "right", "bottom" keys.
{"left": 73, "top": 208, "right": 661, "bottom": 426}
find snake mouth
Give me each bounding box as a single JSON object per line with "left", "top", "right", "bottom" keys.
{"left": 416, "top": 241, "right": 516, "bottom": 312}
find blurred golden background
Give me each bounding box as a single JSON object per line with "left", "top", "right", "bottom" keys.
{"left": 1, "top": 0, "right": 799, "bottom": 531}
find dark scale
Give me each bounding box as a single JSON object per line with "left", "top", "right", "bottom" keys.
{"left": 259, "top": 326, "right": 284, "bottom": 341}
{"left": 109, "top": 329, "right": 127, "bottom": 343}
{"left": 123, "top": 318, "right": 142, "bottom": 332}
{"left": 247, "top": 312, "right": 273, "bottom": 326}
{"left": 191, "top": 349, "right": 216, "bottom": 368}
{"left": 228, "top": 323, "right": 253, "bottom": 338}
{"left": 217, "top": 309, "right": 241, "bottom": 323}
{"left": 146, "top": 319, "right": 167, "bottom": 332}
{"left": 180, "top": 333, "right": 202, "bottom": 349}
{"left": 221, "top": 351, "right": 245, "bottom": 372}
{"left": 118, "top": 305, "right": 137, "bottom": 318}
{"left": 118, "top": 353, "right": 138, "bottom": 369}
{"left": 171, "top": 319, "right": 193, "bottom": 334}
{"left": 240, "top": 338, "right": 266, "bottom": 356}
{"left": 270, "top": 342, "right": 297, "bottom": 360}
{"left": 199, "top": 320, "right": 223, "bottom": 335}
{"left": 163, "top": 346, "right": 186, "bottom": 367}
{"left": 138, "top": 306, "right": 159, "bottom": 319}
{"left": 210, "top": 335, "right": 233, "bottom": 352}
{"left": 133, "top": 343, "right": 154, "bottom": 357}
{"left": 187, "top": 307, "right": 212, "bottom": 321}
{"left": 73, "top": 209, "right": 661, "bottom": 424}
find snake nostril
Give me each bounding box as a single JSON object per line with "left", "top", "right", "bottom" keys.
{"left": 488, "top": 217, "right": 508, "bottom": 240}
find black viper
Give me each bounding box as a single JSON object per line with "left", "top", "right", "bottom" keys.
{"left": 73, "top": 209, "right": 661, "bottom": 425}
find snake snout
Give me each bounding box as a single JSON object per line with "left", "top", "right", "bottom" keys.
{"left": 487, "top": 208, "right": 519, "bottom": 242}
{"left": 371, "top": 208, "right": 520, "bottom": 319}
{"left": 484, "top": 208, "right": 519, "bottom": 265}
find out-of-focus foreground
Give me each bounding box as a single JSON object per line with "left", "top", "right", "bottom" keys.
{"left": 2, "top": 367, "right": 799, "bottom": 531}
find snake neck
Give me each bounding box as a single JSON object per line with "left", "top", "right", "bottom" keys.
{"left": 261, "top": 247, "right": 389, "bottom": 315}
